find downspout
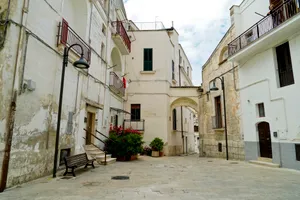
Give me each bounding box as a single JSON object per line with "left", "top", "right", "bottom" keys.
{"left": 178, "top": 56, "right": 184, "bottom": 154}
{"left": 0, "top": 0, "right": 29, "bottom": 192}
{"left": 102, "top": 0, "right": 111, "bottom": 131}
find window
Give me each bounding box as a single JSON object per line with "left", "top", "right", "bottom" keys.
{"left": 194, "top": 125, "right": 199, "bottom": 132}
{"left": 102, "top": 24, "right": 106, "bottom": 36}
{"left": 172, "top": 60, "right": 175, "bottom": 80}
{"left": 187, "top": 66, "right": 190, "bottom": 77}
{"left": 219, "top": 46, "right": 229, "bottom": 64}
{"left": 257, "top": 103, "right": 265, "bottom": 117}
{"left": 295, "top": 144, "right": 300, "bottom": 161}
{"left": 276, "top": 42, "right": 294, "bottom": 87}
{"left": 214, "top": 96, "right": 222, "bottom": 128}
{"left": 131, "top": 104, "right": 141, "bottom": 121}
{"left": 172, "top": 109, "right": 177, "bottom": 130}
{"left": 101, "top": 43, "right": 105, "bottom": 59}
{"left": 114, "top": 115, "right": 118, "bottom": 127}
{"left": 143, "top": 48, "right": 153, "bottom": 71}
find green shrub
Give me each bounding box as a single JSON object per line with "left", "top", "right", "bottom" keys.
{"left": 104, "top": 127, "right": 144, "bottom": 158}
{"left": 149, "top": 138, "right": 164, "bottom": 151}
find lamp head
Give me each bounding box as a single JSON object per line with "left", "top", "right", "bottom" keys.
{"left": 210, "top": 81, "right": 219, "bottom": 91}
{"left": 73, "top": 55, "right": 90, "bottom": 69}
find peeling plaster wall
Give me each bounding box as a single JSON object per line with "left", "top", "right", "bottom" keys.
{"left": 0, "top": 0, "right": 127, "bottom": 188}
{"left": 200, "top": 26, "right": 245, "bottom": 160}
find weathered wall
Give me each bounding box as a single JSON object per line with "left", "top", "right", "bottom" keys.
{"left": 200, "top": 26, "right": 245, "bottom": 160}
{"left": 0, "top": 0, "right": 127, "bottom": 188}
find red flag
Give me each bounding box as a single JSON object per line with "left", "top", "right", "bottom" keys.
{"left": 123, "top": 77, "right": 126, "bottom": 88}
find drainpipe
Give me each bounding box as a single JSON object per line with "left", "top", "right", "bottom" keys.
{"left": 0, "top": 0, "right": 29, "bottom": 192}
{"left": 178, "top": 61, "right": 184, "bottom": 154}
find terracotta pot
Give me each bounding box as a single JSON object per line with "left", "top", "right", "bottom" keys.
{"left": 152, "top": 151, "right": 159, "bottom": 157}
{"left": 159, "top": 152, "right": 164, "bottom": 157}
{"left": 130, "top": 155, "right": 137, "bottom": 161}
{"left": 116, "top": 156, "right": 127, "bottom": 161}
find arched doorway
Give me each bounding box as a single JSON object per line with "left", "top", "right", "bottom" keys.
{"left": 111, "top": 47, "right": 122, "bottom": 76}
{"left": 258, "top": 122, "right": 272, "bottom": 158}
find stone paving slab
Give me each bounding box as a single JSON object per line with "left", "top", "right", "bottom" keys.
{"left": 1, "top": 155, "right": 300, "bottom": 200}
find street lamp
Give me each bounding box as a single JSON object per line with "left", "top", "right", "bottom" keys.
{"left": 53, "top": 44, "right": 90, "bottom": 178}
{"left": 210, "top": 76, "right": 229, "bottom": 160}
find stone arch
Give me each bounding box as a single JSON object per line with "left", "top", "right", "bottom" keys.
{"left": 111, "top": 47, "right": 122, "bottom": 73}
{"left": 62, "top": 0, "right": 89, "bottom": 39}
{"left": 219, "top": 46, "right": 229, "bottom": 64}
{"left": 170, "top": 97, "right": 199, "bottom": 113}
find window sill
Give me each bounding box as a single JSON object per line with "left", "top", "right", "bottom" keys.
{"left": 140, "top": 71, "right": 156, "bottom": 74}
{"left": 213, "top": 128, "right": 225, "bottom": 132}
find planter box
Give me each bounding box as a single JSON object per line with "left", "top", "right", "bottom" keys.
{"left": 152, "top": 151, "right": 159, "bottom": 157}
{"left": 117, "top": 155, "right": 138, "bottom": 161}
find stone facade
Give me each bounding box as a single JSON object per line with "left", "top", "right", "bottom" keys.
{"left": 199, "top": 26, "right": 245, "bottom": 160}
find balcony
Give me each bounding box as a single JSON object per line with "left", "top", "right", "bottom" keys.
{"left": 109, "top": 72, "right": 125, "bottom": 97}
{"left": 111, "top": 21, "right": 131, "bottom": 55}
{"left": 212, "top": 116, "right": 224, "bottom": 130}
{"left": 124, "top": 119, "right": 145, "bottom": 131}
{"left": 57, "top": 19, "right": 91, "bottom": 63}
{"left": 228, "top": 0, "right": 300, "bottom": 62}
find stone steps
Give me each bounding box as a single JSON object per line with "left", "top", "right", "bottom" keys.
{"left": 99, "top": 157, "right": 117, "bottom": 165}
{"left": 84, "top": 144, "right": 116, "bottom": 165}
{"left": 249, "top": 160, "right": 280, "bottom": 168}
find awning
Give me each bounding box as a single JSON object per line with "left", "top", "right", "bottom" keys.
{"left": 110, "top": 107, "right": 131, "bottom": 115}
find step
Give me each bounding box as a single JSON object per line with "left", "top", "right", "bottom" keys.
{"left": 96, "top": 154, "right": 112, "bottom": 160}
{"left": 86, "top": 149, "right": 104, "bottom": 154}
{"left": 99, "top": 158, "right": 116, "bottom": 165}
{"left": 249, "top": 160, "right": 280, "bottom": 168}
{"left": 258, "top": 157, "right": 273, "bottom": 163}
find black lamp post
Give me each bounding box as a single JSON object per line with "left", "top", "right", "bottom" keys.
{"left": 210, "top": 76, "right": 229, "bottom": 160}
{"left": 53, "top": 44, "right": 90, "bottom": 178}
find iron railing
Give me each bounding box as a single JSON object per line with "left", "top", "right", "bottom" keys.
{"left": 212, "top": 116, "right": 223, "bottom": 129}
{"left": 111, "top": 21, "right": 131, "bottom": 52}
{"left": 109, "top": 72, "right": 125, "bottom": 96}
{"left": 228, "top": 0, "right": 300, "bottom": 56}
{"left": 124, "top": 119, "right": 145, "bottom": 131}
{"left": 57, "top": 19, "right": 91, "bottom": 63}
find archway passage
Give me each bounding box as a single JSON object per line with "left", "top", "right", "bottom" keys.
{"left": 258, "top": 122, "right": 272, "bottom": 158}
{"left": 111, "top": 47, "right": 122, "bottom": 74}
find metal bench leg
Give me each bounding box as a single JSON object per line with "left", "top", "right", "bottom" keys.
{"left": 84, "top": 164, "right": 88, "bottom": 169}
{"left": 63, "top": 168, "right": 69, "bottom": 176}
{"left": 72, "top": 167, "right": 76, "bottom": 177}
{"left": 91, "top": 161, "right": 95, "bottom": 169}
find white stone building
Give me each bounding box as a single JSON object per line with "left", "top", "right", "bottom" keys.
{"left": 228, "top": 0, "right": 300, "bottom": 169}
{"left": 0, "top": 0, "right": 130, "bottom": 188}
{"left": 124, "top": 22, "right": 201, "bottom": 156}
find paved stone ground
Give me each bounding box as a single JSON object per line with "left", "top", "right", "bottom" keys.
{"left": 1, "top": 155, "right": 300, "bottom": 200}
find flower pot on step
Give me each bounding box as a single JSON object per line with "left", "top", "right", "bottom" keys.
{"left": 159, "top": 152, "right": 164, "bottom": 157}
{"left": 152, "top": 151, "right": 159, "bottom": 157}
{"left": 130, "top": 155, "right": 137, "bottom": 161}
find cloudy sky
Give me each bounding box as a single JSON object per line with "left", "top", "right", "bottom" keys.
{"left": 123, "top": 0, "right": 243, "bottom": 85}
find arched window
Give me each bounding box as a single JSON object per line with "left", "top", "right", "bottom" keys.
{"left": 219, "top": 46, "right": 229, "bottom": 65}
{"left": 172, "top": 109, "right": 177, "bottom": 130}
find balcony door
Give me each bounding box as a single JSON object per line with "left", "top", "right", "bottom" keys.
{"left": 131, "top": 104, "right": 141, "bottom": 121}
{"left": 86, "top": 112, "right": 95, "bottom": 145}
{"left": 214, "top": 96, "right": 222, "bottom": 128}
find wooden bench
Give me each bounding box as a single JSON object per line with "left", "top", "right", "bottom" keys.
{"left": 63, "top": 153, "right": 95, "bottom": 177}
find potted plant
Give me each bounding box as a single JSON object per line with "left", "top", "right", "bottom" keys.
{"left": 150, "top": 138, "right": 164, "bottom": 157}
{"left": 105, "top": 126, "right": 144, "bottom": 161}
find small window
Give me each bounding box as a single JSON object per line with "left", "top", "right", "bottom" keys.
{"left": 214, "top": 96, "right": 222, "bottom": 129}
{"left": 257, "top": 103, "right": 265, "bottom": 118}
{"left": 172, "top": 60, "right": 175, "bottom": 80}
{"left": 143, "top": 48, "right": 153, "bottom": 71}
{"left": 295, "top": 144, "right": 300, "bottom": 161}
{"left": 187, "top": 66, "right": 190, "bottom": 77}
{"left": 194, "top": 125, "right": 199, "bottom": 132}
{"left": 131, "top": 104, "right": 141, "bottom": 121}
{"left": 218, "top": 143, "right": 222, "bottom": 152}
{"left": 101, "top": 43, "right": 105, "bottom": 59}
{"left": 102, "top": 24, "right": 106, "bottom": 36}
{"left": 276, "top": 42, "right": 294, "bottom": 87}
{"left": 172, "top": 109, "right": 177, "bottom": 130}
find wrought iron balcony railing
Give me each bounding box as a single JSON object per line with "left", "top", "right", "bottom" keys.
{"left": 228, "top": 0, "right": 300, "bottom": 57}
{"left": 124, "top": 119, "right": 145, "bottom": 131}
{"left": 57, "top": 19, "right": 91, "bottom": 63}
{"left": 109, "top": 72, "right": 125, "bottom": 96}
{"left": 111, "top": 21, "right": 131, "bottom": 52}
{"left": 212, "top": 116, "right": 223, "bottom": 129}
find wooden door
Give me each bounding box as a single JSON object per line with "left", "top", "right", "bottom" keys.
{"left": 258, "top": 122, "right": 272, "bottom": 158}
{"left": 86, "top": 112, "right": 95, "bottom": 145}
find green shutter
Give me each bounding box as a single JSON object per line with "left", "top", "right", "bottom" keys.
{"left": 143, "top": 48, "right": 153, "bottom": 71}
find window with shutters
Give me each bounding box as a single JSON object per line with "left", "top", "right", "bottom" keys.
{"left": 131, "top": 104, "right": 141, "bottom": 121}
{"left": 276, "top": 42, "right": 294, "bottom": 88}
{"left": 172, "top": 60, "right": 175, "bottom": 80}
{"left": 143, "top": 48, "right": 153, "bottom": 71}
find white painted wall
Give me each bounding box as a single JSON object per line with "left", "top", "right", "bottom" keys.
{"left": 238, "top": 23, "right": 300, "bottom": 143}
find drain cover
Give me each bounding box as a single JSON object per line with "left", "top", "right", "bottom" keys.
{"left": 230, "top": 162, "right": 238, "bottom": 164}
{"left": 111, "top": 176, "right": 130, "bottom": 180}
